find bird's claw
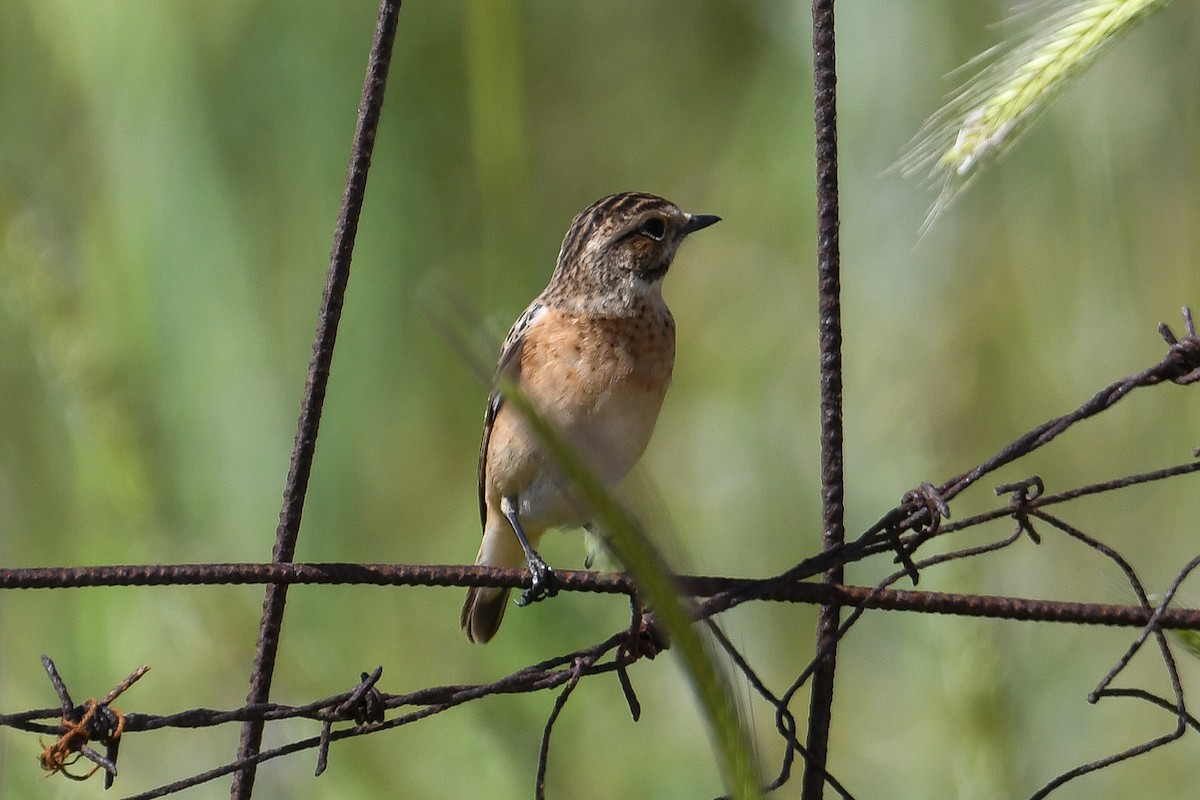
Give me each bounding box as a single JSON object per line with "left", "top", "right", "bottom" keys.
{"left": 517, "top": 558, "right": 559, "bottom": 606}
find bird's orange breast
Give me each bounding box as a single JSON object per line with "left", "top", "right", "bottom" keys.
{"left": 487, "top": 302, "right": 675, "bottom": 511}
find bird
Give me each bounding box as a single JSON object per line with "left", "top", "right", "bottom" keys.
{"left": 461, "top": 192, "right": 720, "bottom": 643}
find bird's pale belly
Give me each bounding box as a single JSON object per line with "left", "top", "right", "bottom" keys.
{"left": 491, "top": 309, "right": 674, "bottom": 531}
{"left": 513, "top": 379, "right": 667, "bottom": 529}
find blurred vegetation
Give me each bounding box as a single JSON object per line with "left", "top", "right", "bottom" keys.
{"left": 1, "top": 1, "right": 1199, "bottom": 798}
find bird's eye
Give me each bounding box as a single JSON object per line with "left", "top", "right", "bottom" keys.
{"left": 640, "top": 217, "right": 666, "bottom": 241}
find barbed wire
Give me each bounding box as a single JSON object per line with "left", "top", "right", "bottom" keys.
{"left": 3, "top": 317, "right": 1199, "bottom": 798}
{"left": 3, "top": 0, "right": 1200, "bottom": 797}
{"left": 4, "top": 398, "right": 1200, "bottom": 799}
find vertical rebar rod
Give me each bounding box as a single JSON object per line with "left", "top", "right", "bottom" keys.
{"left": 802, "top": 1, "right": 845, "bottom": 798}
{"left": 229, "top": 2, "right": 403, "bottom": 797}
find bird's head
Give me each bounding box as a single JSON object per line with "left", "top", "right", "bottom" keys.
{"left": 547, "top": 192, "right": 719, "bottom": 308}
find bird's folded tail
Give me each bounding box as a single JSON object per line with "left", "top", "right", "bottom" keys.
{"left": 461, "top": 584, "right": 510, "bottom": 644}
{"left": 461, "top": 518, "right": 528, "bottom": 643}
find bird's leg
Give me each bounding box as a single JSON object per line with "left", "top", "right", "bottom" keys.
{"left": 502, "top": 496, "right": 559, "bottom": 606}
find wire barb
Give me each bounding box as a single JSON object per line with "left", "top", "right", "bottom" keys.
{"left": 535, "top": 657, "right": 591, "bottom": 800}
{"left": 314, "top": 668, "right": 386, "bottom": 777}
{"left": 37, "top": 657, "right": 149, "bottom": 790}
{"left": 889, "top": 482, "right": 954, "bottom": 581}
{"left": 995, "top": 475, "right": 1044, "bottom": 543}
{"left": 1158, "top": 306, "right": 1200, "bottom": 385}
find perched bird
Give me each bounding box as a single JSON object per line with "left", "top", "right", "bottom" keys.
{"left": 462, "top": 192, "right": 719, "bottom": 643}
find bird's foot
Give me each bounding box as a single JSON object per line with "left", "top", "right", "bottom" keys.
{"left": 517, "top": 556, "right": 559, "bottom": 606}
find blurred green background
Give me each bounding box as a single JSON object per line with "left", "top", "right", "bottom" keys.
{"left": 2, "top": 1, "right": 1200, "bottom": 797}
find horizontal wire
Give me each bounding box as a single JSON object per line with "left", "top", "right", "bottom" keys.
{"left": 3, "top": 561, "right": 1198, "bottom": 629}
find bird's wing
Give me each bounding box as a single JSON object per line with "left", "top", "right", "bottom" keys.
{"left": 477, "top": 301, "right": 544, "bottom": 530}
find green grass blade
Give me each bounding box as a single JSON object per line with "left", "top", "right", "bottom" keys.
{"left": 496, "top": 374, "right": 763, "bottom": 799}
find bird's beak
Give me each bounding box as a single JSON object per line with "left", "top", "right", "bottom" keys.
{"left": 683, "top": 213, "right": 721, "bottom": 234}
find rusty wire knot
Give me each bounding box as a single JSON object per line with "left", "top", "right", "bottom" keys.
{"left": 314, "top": 667, "right": 385, "bottom": 777}
{"left": 1158, "top": 306, "right": 1200, "bottom": 385}
{"left": 996, "top": 475, "right": 1044, "bottom": 544}
{"left": 886, "top": 482, "right": 952, "bottom": 583}
{"left": 623, "top": 611, "right": 668, "bottom": 663}
{"left": 342, "top": 670, "right": 386, "bottom": 727}
{"left": 901, "top": 482, "right": 952, "bottom": 536}
{"left": 38, "top": 655, "right": 149, "bottom": 790}
{"left": 40, "top": 700, "right": 125, "bottom": 783}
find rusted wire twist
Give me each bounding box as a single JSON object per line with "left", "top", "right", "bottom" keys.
{"left": 37, "top": 657, "right": 149, "bottom": 789}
